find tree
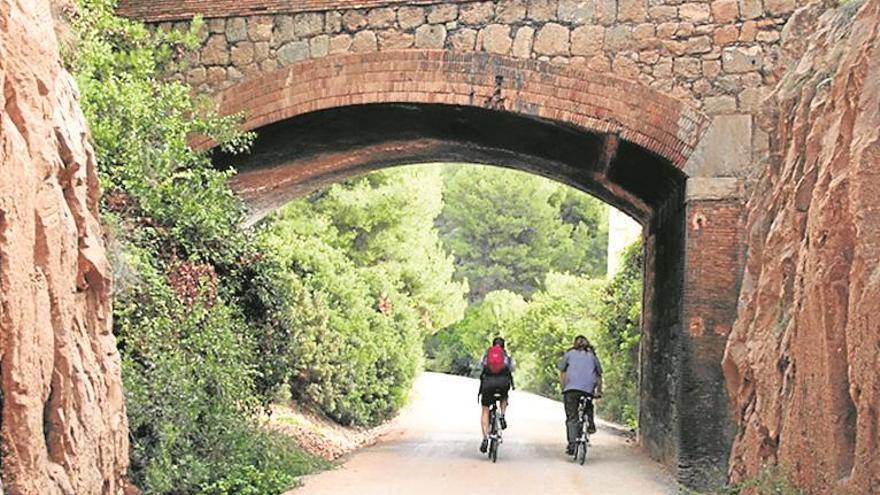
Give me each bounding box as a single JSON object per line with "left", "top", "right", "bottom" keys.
{"left": 438, "top": 165, "right": 607, "bottom": 302}
{"left": 263, "top": 166, "right": 468, "bottom": 425}
{"left": 426, "top": 290, "right": 528, "bottom": 375}
{"left": 508, "top": 272, "right": 603, "bottom": 396}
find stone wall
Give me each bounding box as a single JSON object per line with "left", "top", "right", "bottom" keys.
{"left": 723, "top": 0, "right": 880, "bottom": 492}
{"left": 127, "top": 0, "right": 804, "bottom": 180}
{"left": 0, "top": 1, "right": 130, "bottom": 493}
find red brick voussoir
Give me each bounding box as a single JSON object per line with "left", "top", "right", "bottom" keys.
{"left": 197, "top": 50, "right": 709, "bottom": 169}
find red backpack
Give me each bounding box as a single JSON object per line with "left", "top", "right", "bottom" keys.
{"left": 486, "top": 345, "right": 506, "bottom": 374}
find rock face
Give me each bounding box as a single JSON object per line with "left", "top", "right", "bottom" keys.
{"left": 0, "top": 1, "right": 130, "bottom": 493}
{"left": 723, "top": 0, "right": 880, "bottom": 493}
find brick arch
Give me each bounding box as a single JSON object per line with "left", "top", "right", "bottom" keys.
{"left": 209, "top": 50, "right": 709, "bottom": 168}
{"left": 207, "top": 50, "right": 710, "bottom": 227}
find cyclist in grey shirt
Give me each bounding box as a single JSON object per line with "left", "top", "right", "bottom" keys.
{"left": 558, "top": 335, "right": 603, "bottom": 454}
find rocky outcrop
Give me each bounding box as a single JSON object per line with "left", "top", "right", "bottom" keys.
{"left": 723, "top": 0, "right": 880, "bottom": 493}
{"left": 0, "top": 1, "right": 130, "bottom": 493}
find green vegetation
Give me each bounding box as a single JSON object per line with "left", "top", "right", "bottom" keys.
{"left": 688, "top": 465, "right": 804, "bottom": 495}
{"left": 70, "top": 1, "right": 643, "bottom": 491}
{"left": 591, "top": 241, "right": 643, "bottom": 428}
{"left": 71, "top": 1, "right": 324, "bottom": 493}
{"left": 261, "top": 167, "right": 466, "bottom": 426}
{"left": 438, "top": 165, "right": 608, "bottom": 302}
{"left": 429, "top": 165, "right": 642, "bottom": 428}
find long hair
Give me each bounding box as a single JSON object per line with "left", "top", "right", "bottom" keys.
{"left": 570, "top": 335, "right": 593, "bottom": 351}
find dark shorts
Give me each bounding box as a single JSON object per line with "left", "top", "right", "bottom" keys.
{"left": 479, "top": 374, "right": 511, "bottom": 406}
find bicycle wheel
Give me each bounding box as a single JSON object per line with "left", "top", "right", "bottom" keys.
{"left": 576, "top": 441, "right": 587, "bottom": 465}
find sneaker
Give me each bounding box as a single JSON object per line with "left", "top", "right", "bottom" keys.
{"left": 499, "top": 415, "right": 507, "bottom": 430}
{"left": 587, "top": 423, "right": 597, "bottom": 434}
{"left": 480, "top": 438, "right": 488, "bottom": 453}
{"left": 566, "top": 444, "right": 575, "bottom": 455}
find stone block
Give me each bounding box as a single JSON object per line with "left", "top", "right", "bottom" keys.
{"left": 587, "top": 54, "right": 611, "bottom": 71}
{"left": 633, "top": 23, "right": 656, "bottom": 39}
{"left": 685, "top": 177, "right": 743, "bottom": 200}
{"left": 481, "top": 24, "right": 513, "bottom": 54}
{"left": 415, "top": 24, "right": 447, "bottom": 48}
{"left": 684, "top": 114, "right": 753, "bottom": 176}
{"left": 558, "top": 0, "right": 596, "bottom": 24}
{"left": 571, "top": 25, "right": 605, "bottom": 55}
{"left": 512, "top": 26, "right": 536, "bottom": 57}
{"left": 460, "top": 2, "right": 495, "bottom": 24}
{"left": 226, "top": 17, "right": 248, "bottom": 43}
{"left": 655, "top": 56, "right": 673, "bottom": 78}
{"left": 739, "top": 20, "right": 757, "bottom": 41}
{"left": 247, "top": 16, "right": 273, "bottom": 42}
{"left": 528, "top": 0, "right": 559, "bottom": 21}
{"left": 649, "top": 6, "right": 678, "bottom": 21}
{"left": 534, "top": 22, "right": 571, "bottom": 55}
{"left": 378, "top": 29, "right": 415, "bottom": 49}
{"left": 756, "top": 30, "right": 780, "bottom": 42}
{"left": 686, "top": 35, "right": 712, "bottom": 54}
{"left": 329, "top": 34, "right": 352, "bottom": 54}
{"left": 597, "top": 0, "right": 617, "bottom": 25}
{"left": 711, "top": 0, "right": 739, "bottom": 23}
{"left": 230, "top": 41, "right": 255, "bottom": 66}
{"left": 326, "top": 12, "right": 343, "bottom": 33}
{"left": 612, "top": 54, "right": 640, "bottom": 79}
{"left": 310, "top": 35, "right": 329, "bottom": 58}
{"left": 604, "top": 24, "right": 633, "bottom": 52}
{"left": 639, "top": 49, "right": 660, "bottom": 63}
{"left": 343, "top": 10, "right": 368, "bottom": 31}
{"left": 721, "top": 46, "right": 763, "bottom": 73}
{"left": 450, "top": 28, "right": 478, "bottom": 51}
{"left": 254, "top": 42, "right": 270, "bottom": 61}
{"left": 428, "top": 4, "right": 459, "bottom": 23}
{"left": 674, "top": 56, "right": 702, "bottom": 78}
{"left": 618, "top": 0, "right": 647, "bottom": 22}
{"left": 294, "top": 13, "right": 324, "bottom": 38}
{"left": 702, "top": 59, "right": 722, "bottom": 78}
{"left": 679, "top": 3, "right": 711, "bottom": 23}
{"left": 186, "top": 67, "right": 206, "bottom": 85}
{"left": 702, "top": 95, "right": 737, "bottom": 113}
{"left": 398, "top": 6, "right": 426, "bottom": 30}
{"left": 227, "top": 65, "right": 244, "bottom": 81}
{"left": 273, "top": 16, "right": 295, "bottom": 46}
{"left": 368, "top": 8, "right": 396, "bottom": 29}
{"left": 657, "top": 22, "right": 678, "bottom": 38}
{"left": 713, "top": 25, "right": 739, "bottom": 45}
{"left": 206, "top": 66, "right": 226, "bottom": 84}
{"left": 738, "top": 0, "right": 762, "bottom": 19}
{"left": 352, "top": 30, "right": 378, "bottom": 52}
{"left": 202, "top": 35, "right": 229, "bottom": 65}
{"left": 497, "top": 0, "right": 528, "bottom": 22}
{"left": 278, "top": 40, "right": 309, "bottom": 65}
{"left": 208, "top": 18, "right": 225, "bottom": 34}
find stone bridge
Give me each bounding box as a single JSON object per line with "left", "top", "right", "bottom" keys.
{"left": 118, "top": 0, "right": 800, "bottom": 489}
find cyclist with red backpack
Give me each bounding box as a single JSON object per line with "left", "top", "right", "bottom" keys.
{"left": 478, "top": 337, "right": 515, "bottom": 453}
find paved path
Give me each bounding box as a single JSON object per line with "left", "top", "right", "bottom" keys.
{"left": 289, "top": 372, "right": 678, "bottom": 495}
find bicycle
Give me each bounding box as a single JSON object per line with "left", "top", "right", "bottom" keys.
{"left": 486, "top": 392, "right": 504, "bottom": 462}
{"left": 571, "top": 394, "right": 596, "bottom": 465}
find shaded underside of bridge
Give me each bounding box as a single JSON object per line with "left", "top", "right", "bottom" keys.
{"left": 208, "top": 50, "right": 744, "bottom": 490}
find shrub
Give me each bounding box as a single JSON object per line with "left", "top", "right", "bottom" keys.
{"left": 593, "top": 240, "right": 643, "bottom": 428}
{"left": 71, "top": 1, "right": 321, "bottom": 492}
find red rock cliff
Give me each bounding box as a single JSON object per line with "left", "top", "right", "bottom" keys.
{"left": 723, "top": 0, "right": 879, "bottom": 492}
{"left": 0, "top": 1, "right": 130, "bottom": 494}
